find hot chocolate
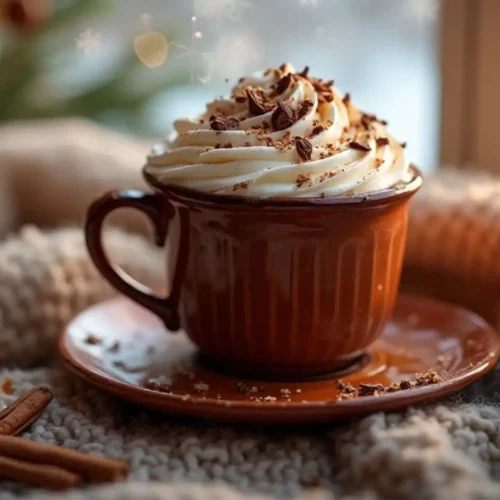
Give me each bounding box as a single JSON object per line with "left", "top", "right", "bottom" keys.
{"left": 85, "top": 64, "right": 422, "bottom": 378}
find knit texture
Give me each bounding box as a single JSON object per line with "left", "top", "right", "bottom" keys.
{"left": 0, "top": 226, "right": 499, "bottom": 500}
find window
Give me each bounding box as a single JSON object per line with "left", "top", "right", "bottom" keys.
{"left": 440, "top": 0, "right": 500, "bottom": 173}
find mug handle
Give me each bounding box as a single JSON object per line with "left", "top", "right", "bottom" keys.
{"left": 85, "top": 189, "right": 180, "bottom": 331}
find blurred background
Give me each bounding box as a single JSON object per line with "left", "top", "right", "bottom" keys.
{"left": 0, "top": 0, "right": 443, "bottom": 173}
{"left": 1, "top": 0, "right": 499, "bottom": 175}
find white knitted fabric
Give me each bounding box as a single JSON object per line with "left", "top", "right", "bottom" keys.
{"left": 1, "top": 121, "right": 500, "bottom": 499}
{"left": 0, "top": 230, "right": 498, "bottom": 499}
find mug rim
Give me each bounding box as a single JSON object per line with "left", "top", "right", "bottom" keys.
{"left": 143, "top": 164, "right": 423, "bottom": 208}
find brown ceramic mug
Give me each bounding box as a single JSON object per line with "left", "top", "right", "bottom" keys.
{"left": 85, "top": 166, "right": 422, "bottom": 378}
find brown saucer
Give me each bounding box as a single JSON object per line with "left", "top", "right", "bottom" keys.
{"left": 58, "top": 294, "right": 500, "bottom": 424}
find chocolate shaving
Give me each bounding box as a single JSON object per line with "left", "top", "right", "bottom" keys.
{"left": 309, "top": 78, "right": 334, "bottom": 104}
{"left": 311, "top": 125, "right": 325, "bottom": 137}
{"left": 295, "top": 137, "right": 313, "bottom": 162}
{"left": 298, "top": 66, "right": 310, "bottom": 78}
{"left": 376, "top": 137, "right": 390, "bottom": 147}
{"left": 271, "top": 101, "right": 296, "bottom": 131}
{"left": 415, "top": 369, "right": 442, "bottom": 386}
{"left": 246, "top": 89, "right": 269, "bottom": 116}
{"left": 350, "top": 141, "right": 371, "bottom": 152}
{"left": 298, "top": 99, "right": 313, "bottom": 119}
{"left": 343, "top": 93, "right": 351, "bottom": 103}
{"left": 401, "top": 142, "right": 407, "bottom": 148}
{"left": 210, "top": 117, "right": 239, "bottom": 131}
{"left": 321, "top": 93, "right": 334, "bottom": 103}
{"left": 361, "top": 116, "right": 372, "bottom": 130}
{"left": 275, "top": 72, "right": 292, "bottom": 95}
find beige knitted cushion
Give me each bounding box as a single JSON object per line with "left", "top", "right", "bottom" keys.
{"left": 404, "top": 169, "right": 500, "bottom": 326}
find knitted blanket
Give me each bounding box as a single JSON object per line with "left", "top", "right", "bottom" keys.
{"left": 1, "top": 120, "right": 500, "bottom": 499}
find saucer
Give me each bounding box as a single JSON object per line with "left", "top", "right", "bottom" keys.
{"left": 58, "top": 294, "right": 500, "bottom": 424}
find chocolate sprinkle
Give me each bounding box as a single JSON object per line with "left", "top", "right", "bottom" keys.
{"left": 210, "top": 117, "right": 239, "bottom": 131}
{"left": 271, "top": 101, "right": 296, "bottom": 131}
{"left": 350, "top": 141, "right": 371, "bottom": 152}
{"left": 85, "top": 334, "right": 101, "bottom": 345}
{"left": 295, "top": 137, "right": 313, "bottom": 162}
{"left": 246, "top": 89, "right": 269, "bottom": 116}
{"left": 376, "top": 137, "right": 390, "bottom": 147}
{"left": 275, "top": 72, "right": 292, "bottom": 95}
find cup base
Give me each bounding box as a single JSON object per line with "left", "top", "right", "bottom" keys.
{"left": 196, "top": 351, "right": 370, "bottom": 382}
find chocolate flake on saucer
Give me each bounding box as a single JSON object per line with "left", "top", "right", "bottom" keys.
{"left": 337, "top": 381, "right": 357, "bottom": 399}
{"left": 193, "top": 381, "right": 210, "bottom": 393}
{"left": 358, "top": 383, "right": 385, "bottom": 397}
{"left": 415, "top": 369, "right": 442, "bottom": 386}
{"left": 337, "top": 369, "right": 442, "bottom": 400}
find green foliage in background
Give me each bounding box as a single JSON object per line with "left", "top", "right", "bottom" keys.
{"left": 0, "top": 0, "right": 186, "bottom": 135}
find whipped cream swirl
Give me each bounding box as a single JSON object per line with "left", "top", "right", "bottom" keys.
{"left": 145, "top": 64, "right": 410, "bottom": 198}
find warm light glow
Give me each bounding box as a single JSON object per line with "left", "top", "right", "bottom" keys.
{"left": 134, "top": 31, "right": 168, "bottom": 68}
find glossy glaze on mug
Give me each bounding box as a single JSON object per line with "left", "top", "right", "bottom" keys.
{"left": 166, "top": 192, "right": 409, "bottom": 376}
{"left": 85, "top": 167, "right": 422, "bottom": 378}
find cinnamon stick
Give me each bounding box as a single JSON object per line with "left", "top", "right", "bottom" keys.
{"left": 0, "top": 387, "right": 53, "bottom": 436}
{"left": 0, "top": 435, "right": 128, "bottom": 483}
{"left": 0, "top": 454, "right": 81, "bottom": 490}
